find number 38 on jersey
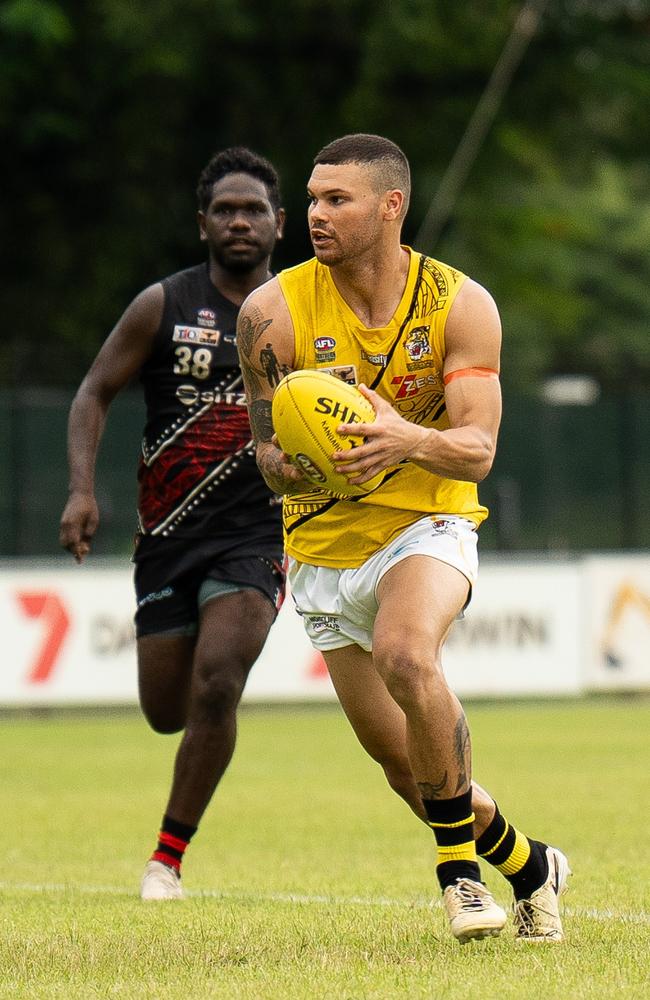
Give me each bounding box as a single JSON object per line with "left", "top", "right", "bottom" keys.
{"left": 173, "top": 345, "right": 213, "bottom": 380}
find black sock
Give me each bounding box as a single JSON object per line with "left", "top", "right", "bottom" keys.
{"left": 423, "top": 790, "right": 482, "bottom": 891}
{"left": 475, "top": 802, "right": 549, "bottom": 900}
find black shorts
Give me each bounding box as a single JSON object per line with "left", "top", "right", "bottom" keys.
{"left": 133, "top": 536, "right": 286, "bottom": 638}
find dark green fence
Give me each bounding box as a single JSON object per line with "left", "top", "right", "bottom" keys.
{"left": 1, "top": 386, "right": 648, "bottom": 556}
{"left": 0, "top": 389, "right": 144, "bottom": 557}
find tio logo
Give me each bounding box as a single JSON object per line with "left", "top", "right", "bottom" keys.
{"left": 16, "top": 592, "right": 70, "bottom": 684}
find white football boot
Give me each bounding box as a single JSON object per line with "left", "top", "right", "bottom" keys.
{"left": 140, "top": 860, "right": 184, "bottom": 900}
{"left": 513, "top": 846, "right": 572, "bottom": 942}
{"left": 442, "top": 879, "right": 507, "bottom": 943}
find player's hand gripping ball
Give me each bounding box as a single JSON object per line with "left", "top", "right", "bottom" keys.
{"left": 272, "top": 370, "right": 384, "bottom": 496}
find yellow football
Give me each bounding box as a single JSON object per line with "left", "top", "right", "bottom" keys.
{"left": 271, "top": 370, "right": 384, "bottom": 496}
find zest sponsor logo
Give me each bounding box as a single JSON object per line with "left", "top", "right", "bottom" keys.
{"left": 391, "top": 373, "right": 441, "bottom": 399}
{"left": 16, "top": 591, "right": 70, "bottom": 684}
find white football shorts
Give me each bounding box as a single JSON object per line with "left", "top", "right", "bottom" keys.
{"left": 288, "top": 514, "right": 479, "bottom": 652}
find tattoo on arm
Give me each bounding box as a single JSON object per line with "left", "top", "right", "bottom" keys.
{"left": 238, "top": 313, "right": 273, "bottom": 361}
{"left": 239, "top": 310, "right": 289, "bottom": 397}
{"left": 248, "top": 400, "right": 274, "bottom": 444}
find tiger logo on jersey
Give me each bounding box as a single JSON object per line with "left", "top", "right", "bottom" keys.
{"left": 404, "top": 326, "right": 432, "bottom": 370}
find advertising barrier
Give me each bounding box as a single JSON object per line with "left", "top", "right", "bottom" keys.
{"left": 0, "top": 555, "right": 647, "bottom": 706}
{"left": 583, "top": 554, "right": 650, "bottom": 691}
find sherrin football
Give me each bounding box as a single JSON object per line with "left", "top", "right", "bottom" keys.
{"left": 272, "top": 370, "right": 384, "bottom": 496}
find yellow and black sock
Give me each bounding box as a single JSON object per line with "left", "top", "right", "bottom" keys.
{"left": 151, "top": 814, "right": 197, "bottom": 876}
{"left": 424, "top": 790, "right": 482, "bottom": 890}
{"left": 475, "top": 802, "right": 548, "bottom": 900}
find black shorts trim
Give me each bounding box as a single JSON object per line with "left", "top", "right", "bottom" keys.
{"left": 134, "top": 543, "right": 286, "bottom": 638}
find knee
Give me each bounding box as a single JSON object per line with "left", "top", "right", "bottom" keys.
{"left": 192, "top": 654, "right": 248, "bottom": 717}
{"left": 141, "top": 702, "right": 185, "bottom": 735}
{"left": 374, "top": 640, "right": 445, "bottom": 709}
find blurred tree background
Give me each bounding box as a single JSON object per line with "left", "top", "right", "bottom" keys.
{"left": 1, "top": 0, "right": 649, "bottom": 553}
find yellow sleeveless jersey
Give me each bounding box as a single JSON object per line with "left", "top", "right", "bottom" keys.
{"left": 277, "top": 248, "right": 488, "bottom": 567}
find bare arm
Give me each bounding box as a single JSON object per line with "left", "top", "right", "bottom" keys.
{"left": 334, "top": 279, "right": 502, "bottom": 484}
{"left": 236, "top": 280, "right": 310, "bottom": 495}
{"left": 59, "top": 283, "right": 164, "bottom": 560}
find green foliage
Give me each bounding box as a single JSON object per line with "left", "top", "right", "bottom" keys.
{"left": 0, "top": 0, "right": 72, "bottom": 44}
{"left": 1, "top": 0, "right": 649, "bottom": 387}
{"left": 444, "top": 158, "right": 650, "bottom": 386}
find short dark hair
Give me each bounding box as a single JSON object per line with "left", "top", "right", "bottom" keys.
{"left": 314, "top": 134, "right": 411, "bottom": 216}
{"left": 196, "top": 147, "right": 282, "bottom": 212}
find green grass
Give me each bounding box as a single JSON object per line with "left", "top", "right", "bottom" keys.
{"left": 0, "top": 700, "right": 648, "bottom": 999}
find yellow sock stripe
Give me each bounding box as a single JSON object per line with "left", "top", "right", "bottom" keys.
{"left": 495, "top": 828, "right": 531, "bottom": 875}
{"left": 437, "top": 841, "right": 477, "bottom": 863}
{"left": 480, "top": 822, "right": 510, "bottom": 859}
{"left": 427, "top": 813, "right": 476, "bottom": 830}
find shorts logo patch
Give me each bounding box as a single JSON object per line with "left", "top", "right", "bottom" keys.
{"left": 431, "top": 519, "right": 457, "bottom": 538}
{"left": 137, "top": 586, "right": 174, "bottom": 609}
{"left": 173, "top": 325, "right": 221, "bottom": 346}
{"left": 307, "top": 614, "right": 342, "bottom": 634}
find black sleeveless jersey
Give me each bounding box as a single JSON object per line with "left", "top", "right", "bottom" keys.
{"left": 135, "top": 263, "right": 281, "bottom": 547}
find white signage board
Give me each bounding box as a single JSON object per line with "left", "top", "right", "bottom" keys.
{"left": 0, "top": 563, "right": 332, "bottom": 705}
{"left": 0, "top": 556, "right": 631, "bottom": 705}
{"left": 444, "top": 561, "right": 582, "bottom": 696}
{"left": 583, "top": 555, "right": 650, "bottom": 691}
{"left": 0, "top": 566, "right": 138, "bottom": 705}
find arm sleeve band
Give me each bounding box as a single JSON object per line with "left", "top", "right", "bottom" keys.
{"left": 443, "top": 367, "right": 499, "bottom": 385}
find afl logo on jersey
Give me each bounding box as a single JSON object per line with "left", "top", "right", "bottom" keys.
{"left": 314, "top": 336, "right": 336, "bottom": 362}
{"left": 197, "top": 309, "right": 216, "bottom": 328}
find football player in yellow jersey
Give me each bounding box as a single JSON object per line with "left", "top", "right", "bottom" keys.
{"left": 237, "top": 134, "right": 570, "bottom": 943}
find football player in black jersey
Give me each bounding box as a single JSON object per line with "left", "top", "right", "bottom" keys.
{"left": 60, "top": 148, "right": 286, "bottom": 899}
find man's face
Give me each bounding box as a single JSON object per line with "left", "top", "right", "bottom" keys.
{"left": 307, "top": 162, "right": 386, "bottom": 267}
{"left": 198, "top": 173, "right": 283, "bottom": 272}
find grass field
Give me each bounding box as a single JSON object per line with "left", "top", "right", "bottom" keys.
{"left": 0, "top": 698, "right": 648, "bottom": 999}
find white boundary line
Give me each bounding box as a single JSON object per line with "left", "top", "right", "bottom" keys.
{"left": 0, "top": 880, "right": 648, "bottom": 924}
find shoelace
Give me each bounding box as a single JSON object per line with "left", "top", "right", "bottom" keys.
{"left": 453, "top": 881, "right": 490, "bottom": 911}
{"left": 514, "top": 896, "right": 557, "bottom": 934}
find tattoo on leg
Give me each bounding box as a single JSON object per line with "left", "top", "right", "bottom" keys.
{"left": 418, "top": 775, "right": 448, "bottom": 800}
{"left": 453, "top": 713, "right": 472, "bottom": 794}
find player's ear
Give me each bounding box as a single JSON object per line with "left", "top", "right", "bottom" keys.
{"left": 383, "top": 190, "right": 404, "bottom": 222}
{"left": 275, "top": 208, "right": 286, "bottom": 240}
{"left": 197, "top": 210, "right": 208, "bottom": 242}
